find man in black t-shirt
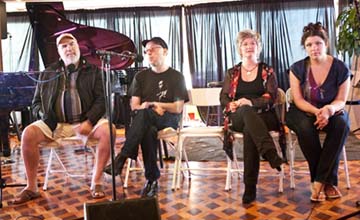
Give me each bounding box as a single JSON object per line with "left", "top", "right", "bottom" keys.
{"left": 104, "top": 37, "right": 189, "bottom": 197}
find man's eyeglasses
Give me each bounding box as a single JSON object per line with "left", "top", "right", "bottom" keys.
{"left": 143, "top": 46, "right": 162, "bottom": 54}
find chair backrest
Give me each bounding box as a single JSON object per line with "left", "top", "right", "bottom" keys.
{"left": 285, "top": 88, "right": 293, "bottom": 111}
{"left": 274, "top": 88, "right": 286, "bottom": 123}
{"left": 275, "top": 88, "right": 286, "bottom": 105}
{"left": 187, "top": 88, "right": 222, "bottom": 107}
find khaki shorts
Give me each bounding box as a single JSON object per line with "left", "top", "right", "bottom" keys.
{"left": 32, "top": 118, "right": 108, "bottom": 145}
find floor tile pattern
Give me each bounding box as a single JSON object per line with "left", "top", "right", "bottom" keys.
{"left": 0, "top": 136, "right": 359, "bottom": 220}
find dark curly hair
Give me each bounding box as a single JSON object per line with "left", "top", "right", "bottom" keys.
{"left": 301, "top": 22, "right": 328, "bottom": 46}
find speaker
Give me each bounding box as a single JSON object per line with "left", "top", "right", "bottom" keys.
{"left": 84, "top": 197, "right": 161, "bottom": 220}
{"left": 0, "top": 0, "right": 7, "bottom": 39}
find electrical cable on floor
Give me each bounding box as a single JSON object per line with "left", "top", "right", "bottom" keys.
{"left": 305, "top": 197, "right": 321, "bottom": 220}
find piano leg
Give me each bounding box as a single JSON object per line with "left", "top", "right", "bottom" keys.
{"left": 10, "top": 111, "right": 21, "bottom": 142}
{"left": 0, "top": 113, "right": 10, "bottom": 157}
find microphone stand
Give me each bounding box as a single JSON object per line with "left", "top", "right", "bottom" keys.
{"left": 99, "top": 54, "right": 117, "bottom": 201}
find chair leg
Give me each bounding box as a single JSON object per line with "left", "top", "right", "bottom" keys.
{"left": 273, "top": 140, "right": 284, "bottom": 193}
{"left": 225, "top": 157, "right": 232, "bottom": 191}
{"left": 171, "top": 137, "right": 181, "bottom": 190}
{"left": 43, "top": 148, "right": 54, "bottom": 191}
{"left": 175, "top": 137, "right": 185, "bottom": 190}
{"left": 342, "top": 146, "right": 351, "bottom": 189}
{"left": 181, "top": 144, "right": 191, "bottom": 178}
{"left": 123, "top": 158, "right": 132, "bottom": 188}
{"left": 287, "top": 132, "right": 296, "bottom": 189}
{"left": 171, "top": 156, "right": 179, "bottom": 190}
{"left": 158, "top": 140, "right": 164, "bottom": 169}
{"left": 53, "top": 148, "right": 70, "bottom": 175}
{"left": 224, "top": 140, "right": 244, "bottom": 192}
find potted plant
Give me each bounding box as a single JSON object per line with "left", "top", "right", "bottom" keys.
{"left": 336, "top": 0, "right": 360, "bottom": 137}
{"left": 336, "top": 0, "right": 360, "bottom": 58}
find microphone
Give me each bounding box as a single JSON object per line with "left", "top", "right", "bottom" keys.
{"left": 96, "top": 50, "right": 143, "bottom": 62}
{"left": 67, "top": 64, "right": 76, "bottom": 74}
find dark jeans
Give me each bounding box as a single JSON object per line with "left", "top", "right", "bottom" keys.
{"left": 286, "top": 105, "right": 350, "bottom": 186}
{"left": 120, "top": 109, "right": 180, "bottom": 181}
{"left": 230, "top": 105, "right": 280, "bottom": 185}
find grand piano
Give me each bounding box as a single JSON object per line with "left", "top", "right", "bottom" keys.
{"left": 26, "top": 2, "right": 137, "bottom": 69}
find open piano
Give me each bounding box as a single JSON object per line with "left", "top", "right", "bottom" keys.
{"left": 26, "top": 2, "right": 137, "bottom": 69}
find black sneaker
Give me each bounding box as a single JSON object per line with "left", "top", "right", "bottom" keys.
{"left": 141, "top": 180, "right": 158, "bottom": 198}
{"left": 103, "top": 154, "right": 127, "bottom": 176}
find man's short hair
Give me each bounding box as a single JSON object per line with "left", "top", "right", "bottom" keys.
{"left": 142, "top": 37, "right": 168, "bottom": 49}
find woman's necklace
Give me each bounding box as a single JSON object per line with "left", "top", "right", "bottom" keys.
{"left": 242, "top": 64, "right": 258, "bottom": 75}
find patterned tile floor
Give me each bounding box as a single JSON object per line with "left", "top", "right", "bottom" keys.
{"left": 0, "top": 134, "right": 360, "bottom": 220}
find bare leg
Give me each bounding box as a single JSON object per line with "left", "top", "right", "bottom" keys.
{"left": 90, "top": 123, "right": 114, "bottom": 187}
{"left": 21, "top": 124, "right": 49, "bottom": 192}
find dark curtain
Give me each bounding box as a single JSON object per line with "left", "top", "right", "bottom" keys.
{"left": 65, "top": 6, "right": 183, "bottom": 72}
{"left": 185, "top": 0, "right": 335, "bottom": 90}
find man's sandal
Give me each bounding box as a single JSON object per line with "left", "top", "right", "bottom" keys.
{"left": 91, "top": 184, "right": 105, "bottom": 199}
{"left": 12, "top": 189, "right": 41, "bottom": 204}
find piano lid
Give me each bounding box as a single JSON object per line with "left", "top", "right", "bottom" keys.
{"left": 26, "top": 2, "right": 136, "bottom": 70}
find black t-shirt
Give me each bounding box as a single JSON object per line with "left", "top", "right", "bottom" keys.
{"left": 129, "top": 67, "right": 189, "bottom": 103}
{"left": 235, "top": 64, "right": 265, "bottom": 100}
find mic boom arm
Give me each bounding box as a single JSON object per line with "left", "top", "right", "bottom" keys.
{"left": 96, "top": 50, "right": 143, "bottom": 62}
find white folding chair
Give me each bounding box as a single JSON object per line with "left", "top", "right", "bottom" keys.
{"left": 225, "top": 88, "right": 286, "bottom": 192}
{"left": 42, "top": 136, "right": 97, "bottom": 190}
{"left": 285, "top": 88, "right": 351, "bottom": 189}
{"left": 172, "top": 88, "right": 229, "bottom": 190}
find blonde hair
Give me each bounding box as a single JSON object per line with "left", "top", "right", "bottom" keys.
{"left": 236, "top": 29, "right": 262, "bottom": 58}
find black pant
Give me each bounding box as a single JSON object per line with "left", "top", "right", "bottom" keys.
{"left": 120, "top": 109, "right": 180, "bottom": 181}
{"left": 230, "top": 105, "right": 279, "bottom": 185}
{"left": 286, "top": 105, "right": 350, "bottom": 186}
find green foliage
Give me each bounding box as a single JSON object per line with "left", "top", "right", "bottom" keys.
{"left": 336, "top": 2, "right": 360, "bottom": 57}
